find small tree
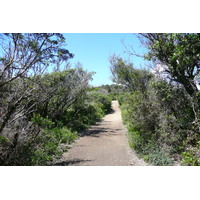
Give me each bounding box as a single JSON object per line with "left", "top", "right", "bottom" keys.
{"left": 109, "top": 54, "right": 153, "bottom": 93}
{"left": 0, "top": 33, "right": 73, "bottom": 87}
{"left": 0, "top": 33, "right": 73, "bottom": 133}
{"left": 138, "top": 33, "right": 200, "bottom": 98}
{"left": 0, "top": 33, "right": 74, "bottom": 165}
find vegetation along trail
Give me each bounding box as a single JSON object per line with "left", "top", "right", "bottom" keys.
{"left": 54, "top": 101, "right": 147, "bottom": 166}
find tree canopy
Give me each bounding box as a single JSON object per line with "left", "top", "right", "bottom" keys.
{"left": 0, "top": 33, "right": 73, "bottom": 87}
{"left": 139, "top": 33, "right": 200, "bottom": 97}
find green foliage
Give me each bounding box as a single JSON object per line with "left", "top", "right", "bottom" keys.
{"left": 62, "top": 103, "right": 100, "bottom": 132}
{"left": 144, "top": 148, "right": 174, "bottom": 166}
{"left": 31, "top": 114, "right": 55, "bottom": 128}
{"left": 0, "top": 33, "right": 73, "bottom": 87}
{"left": 27, "top": 86, "right": 112, "bottom": 165}
{"left": 28, "top": 114, "right": 78, "bottom": 165}
{"left": 0, "top": 34, "right": 76, "bottom": 165}
{"left": 127, "top": 125, "right": 145, "bottom": 152}
{"left": 87, "top": 90, "right": 112, "bottom": 114}
{"left": 0, "top": 66, "right": 107, "bottom": 165}
{"left": 126, "top": 119, "right": 174, "bottom": 166}
{"left": 90, "top": 84, "right": 125, "bottom": 101}
{"left": 28, "top": 125, "right": 78, "bottom": 166}
{"left": 110, "top": 54, "right": 200, "bottom": 166}
{"left": 180, "top": 142, "right": 200, "bottom": 166}
{"left": 58, "top": 90, "right": 112, "bottom": 132}
{"left": 181, "top": 152, "right": 199, "bottom": 166}
{"left": 141, "top": 33, "right": 200, "bottom": 98}
{"left": 0, "top": 33, "right": 112, "bottom": 166}
{"left": 110, "top": 55, "right": 153, "bottom": 92}
{"left": 121, "top": 81, "right": 199, "bottom": 165}
{"left": 34, "top": 68, "right": 93, "bottom": 120}
{"left": 0, "top": 136, "right": 8, "bottom": 143}
{"left": 51, "top": 127, "right": 78, "bottom": 144}
{"left": 19, "top": 82, "right": 112, "bottom": 165}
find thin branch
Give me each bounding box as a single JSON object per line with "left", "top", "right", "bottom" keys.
{"left": 121, "top": 39, "right": 145, "bottom": 58}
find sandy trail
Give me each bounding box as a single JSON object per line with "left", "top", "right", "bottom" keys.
{"left": 54, "top": 100, "right": 147, "bottom": 166}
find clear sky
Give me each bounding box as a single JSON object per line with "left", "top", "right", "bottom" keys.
{"left": 63, "top": 33, "right": 149, "bottom": 86}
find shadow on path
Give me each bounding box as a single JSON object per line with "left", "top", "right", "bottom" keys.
{"left": 108, "top": 107, "right": 115, "bottom": 114}
{"left": 78, "top": 107, "right": 117, "bottom": 138}
{"left": 53, "top": 158, "right": 92, "bottom": 166}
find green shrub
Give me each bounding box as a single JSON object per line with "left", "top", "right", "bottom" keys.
{"left": 19, "top": 89, "right": 112, "bottom": 161}
{"left": 27, "top": 114, "right": 78, "bottom": 165}
{"left": 58, "top": 90, "right": 112, "bottom": 132}
{"left": 61, "top": 102, "right": 102, "bottom": 132}
{"left": 25, "top": 88, "right": 112, "bottom": 165}
{"left": 110, "top": 48, "right": 199, "bottom": 166}
{"left": 127, "top": 125, "right": 145, "bottom": 152}
{"left": 181, "top": 143, "right": 200, "bottom": 166}
{"left": 144, "top": 148, "right": 174, "bottom": 166}
{"left": 87, "top": 91, "right": 112, "bottom": 114}
{"left": 53, "top": 127, "right": 78, "bottom": 144}
{"left": 181, "top": 152, "right": 199, "bottom": 166}
{"left": 118, "top": 79, "right": 192, "bottom": 166}
{"left": 0, "top": 135, "right": 8, "bottom": 143}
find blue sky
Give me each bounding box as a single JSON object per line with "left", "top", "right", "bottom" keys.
{"left": 64, "top": 33, "right": 149, "bottom": 86}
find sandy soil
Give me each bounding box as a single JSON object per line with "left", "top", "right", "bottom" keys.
{"left": 54, "top": 101, "right": 147, "bottom": 166}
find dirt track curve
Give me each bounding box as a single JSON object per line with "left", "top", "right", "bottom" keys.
{"left": 54, "top": 100, "right": 147, "bottom": 166}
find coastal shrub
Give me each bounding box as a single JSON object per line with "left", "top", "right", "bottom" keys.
{"left": 110, "top": 55, "right": 200, "bottom": 166}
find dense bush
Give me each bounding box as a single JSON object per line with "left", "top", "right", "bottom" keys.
{"left": 110, "top": 55, "right": 200, "bottom": 166}
{"left": 0, "top": 33, "right": 77, "bottom": 165}
{"left": 87, "top": 90, "right": 112, "bottom": 114}
{"left": 0, "top": 59, "right": 112, "bottom": 165}
{"left": 29, "top": 114, "right": 78, "bottom": 165}
{"left": 120, "top": 80, "right": 200, "bottom": 165}
{"left": 98, "top": 84, "right": 125, "bottom": 100}
{"left": 59, "top": 90, "right": 112, "bottom": 132}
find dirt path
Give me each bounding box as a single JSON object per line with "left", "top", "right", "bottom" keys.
{"left": 54, "top": 101, "right": 147, "bottom": 166}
